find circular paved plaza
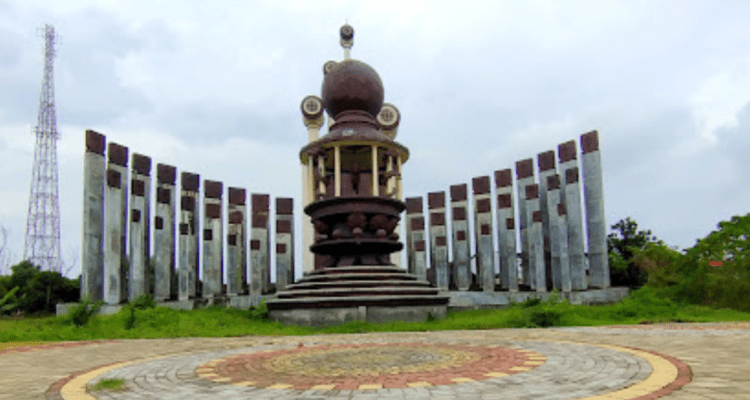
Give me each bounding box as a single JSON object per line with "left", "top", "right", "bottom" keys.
{"left": 3, "top": 323, "right": 750, "bottom": 399}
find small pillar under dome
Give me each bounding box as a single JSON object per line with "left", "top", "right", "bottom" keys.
{"left": 153, "top": 164, "right": 176, "bottom": 301}
{"left": 515, "top": 159, "right": 534, "bottom": 286}
{"left": 495, "top": 169, "right": 518, "bottom": 292}
{"left": 581, "top": 130, "right": 610, "bottom": 289}
{"left": 428, "top": 192, "right": 449, "bottom": 290}
{"left": 103, "top": 142, "right": 128, "bottom": 305}
{"left": 473, "top": 176, "right": 495, "bottom": 292}
{"left": 178, "top": 172, "right": 200, "bottom": 300}
{"left": 128, "top": 153, "right": 151, "bottom": 301}
{"left": 405, "top": 197, "right": 427, "bottom": 281}
{"left": 202, "top": 180, "right": 223, "bottom": 298}
{"left": 450, "top": 184, "right": 471, "bottom": 291}
{"left": 227, "top": 187, "right": 247, "bottom": 296}
{"left": 250, "top": 194, "right": 270, "bottom": 296}
{"left": 81, "top": 130, "right": 106, "bottom": 301}
{"left": 275, "top": 198, "right": 295, "bottom": 292}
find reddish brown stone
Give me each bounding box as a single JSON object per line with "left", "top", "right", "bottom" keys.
{"left": 472, "top": 176, "right": 490, "bottom": 194}
{"left": 525, "top": 184, "right": 539, "bottom": 200}
{"left": 547, "top": 174, "right": 560, "bottom": 190}
{"left": 108, "top": 142, "right": 128, "bottom": 167}
{"left": 557, "top": 203, "right": 566, "bottom": 216}
{"left": 538, "top": 150, "right": 555, "bottom": 171}
{"left": 566, "top": 167, "right": 579, "bottom": 184}
{"left": 435, "top": 236, "right": 447, "bottom": 246}
{"left": 452, "top": 207, "right": 466, "bottom": 221}
{"left": 450, "top": 184, "right": 467, "bottom": 201}
{"left": 581, "top": 130, "right": 599, "bottom": 154}
{"left": 132, "top": 153, "right": 151, "bottom": 175}
{"left": 497, "top": 193, "right": 512, "bottom": 209}
{"left": 106, "top": 169, "right": 121, "bottom": 188}
{"left": 252, "top": 194, "right": 270, "bottom": 211}
{"left": 476, "top": 198, "right": 491, "bottom": 213}
{"left": 430, "top": 212, "right": 445, "bottom": 226}
{"left": 276, "top": 198, "right": 293, "bottom": 215}
{"left": 250, "top": 239, "right": 261, "bottom": 250}
{"left": 506, "top": 218, "right": 515, "bottom": 229}
{"left": 228, "top": 187, "right": 246, "bottom": 205}
{"left": 228, "top": 234, "right": 237, "bottom": 246}
{"left": 131, "top": 209, "right": 141, "bottom": 223}
{"left": 276, "top": 220, "right": 292, "bottom": 234}
{"left": 229, "top": 210, "right": 243, "bottom": 224}
{"left": 252, "top": 215, "right": 268, "bottom": 228}
{"left": 516, "top": 159, "right": 533, "bottom": 179}
{"left": 428, "top": 192, "right": 445, "bottom": 209}
{"left": 206, "top": 203, "right": 221, "bottom": 219}
{"left": 276, "top": 243, "right": 287, "bottom": 253}
{"left": 204, "top": 180, "right": 223, "bottom": 199}
{"left": 414, "top": 240, "right": 425, "bottom": 252}
{"left": 131, "top": 179, "right": 145, "bottom": 197}
{"left": 154, "top": 216, "right": 163, "bottom": 230}
{"left": 456, "top": 230, "right": 466, "bottom": 241}
{"left": 157, "top": 164, "right": 176, "bottom": 185}
{"left": 410, "top": 217, "right": 424, "bottom": 231}
{"left": 495, "top": 169, "right": 512, "bottom": 187}
{"left": 180, "top": 196, "right": 194, "bottom": 211}
{"left": 558, "top": 140, "right": 577, "bottom": 162}
{"left": 533, "top": 210, "right": 542, "bottom": 223}
{"left": 481, "top": 224, "right": 490, "bottom": 235}
{"left": 405, "top": 197, "right": 423, "bottom": 213}
{"left": 203, "top": 229, "right": 213, "bottom": 241}
{"left": 85, "top": 130, "right": 105, "bottom": 155}
{"left": 181, "top": 172, "right": 200, "bottom": 192}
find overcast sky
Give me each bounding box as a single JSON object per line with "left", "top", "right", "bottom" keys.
{"left": 1, "top": 0, "right": 748, "bottom": 279}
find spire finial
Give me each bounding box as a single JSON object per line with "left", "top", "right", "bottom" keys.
{"left": 340, "top": 23, "right": 353, "bottom": 60}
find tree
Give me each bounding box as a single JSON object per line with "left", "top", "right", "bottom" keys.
{"left": 607, "top": 217, "right": 664, "bottom": 289}
{"left": 7, "top": 260, "right": 79, "bottom": 315}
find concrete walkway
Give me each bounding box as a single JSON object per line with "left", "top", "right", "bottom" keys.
{"left": 0, "top": 322, "right": 748, "bottom": 400}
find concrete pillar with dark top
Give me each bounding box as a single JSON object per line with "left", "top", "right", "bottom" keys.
{"left": 405, "top": 197, "right": 427, "bottom": 281}
{"left": 526, "top": 184, "right": 544, "bottom": 291}
{"left": 178, "top": 172, "right": 199, "bottom": 300}
{"left": 537, "top": 150, "right": 556, "bottom": 289}
{"left": 227, "top": 187, "right": 247, "bottom": 296}
{"left": 548, "top": 174, "right": 572, "bottom": 292}
{"left": 153, "top": 164, "right": 176, "bottom": 301}
{"left": 250, "top": 194, "right": 270, "bottom": 296}
{"left": 81, "top": 130, "right": 106, "bottom": 301}
{"left": 128, "top": 153, "right": 151, "bottom": 300}
{"left": 275, "top": 197, "right": 294, "bottom": 291}
{"left": 104, "top": 142, "right": 128, "bottom": 304}
{"left": 565, "top": 167, "right": 587, "bottom": 290}
{"left": 202, "top": 180, "right": 223, "bottom": 298}
{"left": 428, "top": 192, "right": 448, "bottom": 290}
{"left": 495, "top": 169, "right": 518, "bottom": 292}
{"left": 450, "top": 184, "right": 471, "bottom": 291}
{"left": 473, "top": 176, "right": 496, "bottom": 292}
{"left": 515, "top": 159, "right": 534, "bottom": 286}
{"left": 581, "top": 130, "right": 610, "bottom": 288}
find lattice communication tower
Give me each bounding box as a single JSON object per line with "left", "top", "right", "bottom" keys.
{"left": 23, "top": 24, "right": 62, "bottom": 272}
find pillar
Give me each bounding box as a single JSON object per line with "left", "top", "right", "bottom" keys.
{"left": 104, "top": 142, "right": 128, "bottom": 304}
{"left": 227, "top": 187, "right": 247, "bottom": 296}
{"left": 128, "top": 153, "right": 151, "bottom": 301}
{"left": 302, "top": 157, "right": 315, "bottom": 274}
{"left": 527, "top": 184, "right": 546, "bottom": 292}
{"left": 405, "top": 197, "right": 427, "bottom": 281}
{"left": 515, "top": 158, "right": 534, "bottom": 286}
{"left": 547, "top": 174, "right": 572, "bottom": 292}
{"left": 250, "top": 194, "right": 270, "bottom": 296}
{"left": 565, "top": 167, "right": 587, "bottom": 290}
{"left": 428, "top": 192, "right": 448, "bottom": 290}
{"left": 178, "top": 172, "right": 199, "bottom": 300}
{"left": 495, "top": 169, "right": 518, "bottom": 292}
{"left": 581, "top": 130, "right": 610, "bottom": 288}
{"left": 473, "top": 176, "right": 495, "bottom": 292}
{"left": 450, "top": 184, "right": 471, "bottom": 291}
{"left": 275, "top": 197, "right": 294, "bottom": 291}
{"left": 537, "top": 150, "right": 556, "bottom": 289}
{"left": 153, "top": 164, "right": 176, "bottom": 301}
{"left": 203, "top": 180, "right": 223, "bottom": 298}
{"left": 81, "top": 130, "right": 105, "bottom": 301}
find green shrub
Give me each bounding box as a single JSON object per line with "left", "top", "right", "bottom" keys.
{"left": 521, "top": 297, "right": 542, "bottom": 308}
{"left": 129, "top": 293, "right": 156, "bottom": 310}
{"left": 248, "top": 300, "right": 269, "bottom": 320}
{"left": 124, "top": 306, "right": 137, "bottom": 330}
{"left": 529, "top": 309, "right": 562, "bottom": 327}
{"left": 68, "top": 296, "right": 103, "bottom": 327}
{"left": 0, "top": 286, "right": 20, "bottom": 315}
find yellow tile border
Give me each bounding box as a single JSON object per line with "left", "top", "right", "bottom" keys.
{"left": 406, "top": 381, "right": 433, "bottom": 387}
{"left": 358, "top": 383, "right": 383, "bottom": 390}
{"left": 451, "top": 377, "right": 475, "bottom": 383}
{"left": 60, "top": 354, "right": 170, "bottom": 400}
{"left": 485, "top": 372, "right": 508, "bottom": 378}
{"left": 310, "top": 384, "right": 337, "bottom": 390}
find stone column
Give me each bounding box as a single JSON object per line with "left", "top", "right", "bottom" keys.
{"left": 428, "top": 192, "right": 448, "bottom": 290}
{"left": 202, "top": 180, "right": 223, "bottom": 298}
{"left": 178, "top": 172, "right": 199, "bottom": 300}
{"left": 537, "top": 150, "right": 556, "bottom": 289}
{"left": 302, "top": 158, "right": 315, "bottom": 275}
{"left": 128, "top": 153, "right": 151, "bottom": 301}
{"left": 495, "top": 169, "right": 518, "bottom": 292}
{"left": 227, "top": 187, "right": 247, "bottom": 296}
{"left": 250, "top": 194, "right": 270, "bottom": 296}
{"left": 515, "top": 158, "right": 534, "bottom": 286}
{"left": 104, "top": 142, "right": 128, "bottom": 305}
{"left": 581, "top": 130, "right": 610, "bottom": 288}
{"left": 547, "top": 174, "right": 572, "bottom": 292}
{"left": 81, "top": 130, "right": 106, "bottom": 301}
{"left": 405, "top": 197, "right": 427, "bottom": 281}
{"left": 450, "top": 184, "right": 471, "bottom": 291}
{"left": 565, "top": 167, "right": 587, "bottom": 290}
{"left": 275, "top": 198, "right": 294, "bottom": 291}
{"left": 526, "top": 184, "right": 546, "bottom": 292}
{"left": 473, "top": 176, "right": 495, "bottom": 292}
{"left": 153, "top": 164, "right": 176, "bottom": 301}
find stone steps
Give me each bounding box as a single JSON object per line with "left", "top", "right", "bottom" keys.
{"left": 275, "top": 286, "right": 440, "bottom": 299}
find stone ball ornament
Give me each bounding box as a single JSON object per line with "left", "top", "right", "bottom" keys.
{"left": 300, "top": 95, "right": 324, "bottom": 120}
{"left": 377, "top": 103, "right": 400, "bottom": 139}
{"left": 323, "top": 60, "right": 338, "bottom": 75}
{"left": 321, "top": 59, "right": 384, "bottom": 119}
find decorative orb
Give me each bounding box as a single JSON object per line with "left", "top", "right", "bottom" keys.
{"left": 322, "top": 60, "right": 384, "bottom": 119}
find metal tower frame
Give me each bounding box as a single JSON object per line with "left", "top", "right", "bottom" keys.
{"left": 24, "top": 24, "right": 62, "bottom": 272}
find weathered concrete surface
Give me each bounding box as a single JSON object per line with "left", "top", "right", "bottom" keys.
{"left": 81, "top": 130, "right": 106, "bottom": 302}
{"left": 153, "top": 164, "right": 176, "bottom": 302}
{"left": 473, "top": 176, "right": 495, "bottom": 292}
{"left": 450, "top": 184, "right": 471, "bottom": 291}
{"left": 581, "top": 130, "right": 610, "bottom": 289}
{"left": 428, "top": 192, "right": 449, "bottom": 290}
{"left": 495, "top": 169, "right": 518, "bottom": 292}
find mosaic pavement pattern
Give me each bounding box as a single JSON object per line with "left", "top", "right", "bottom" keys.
{"left": 49, "top": 336, "right": 691, "bottom": 400}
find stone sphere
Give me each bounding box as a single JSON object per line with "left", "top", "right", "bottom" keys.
{"left": 321, "top": 59, "right": 384, "bottom": 119}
